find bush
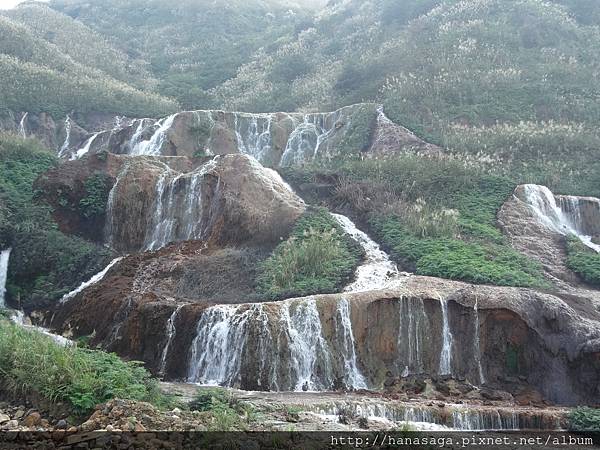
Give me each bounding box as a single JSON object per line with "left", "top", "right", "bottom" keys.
{"left": 79, "top": 173, "right": 112, "bottom": 219}
{"left": 190, "top": 388, "right": 255, "bottom": 431}
{"left": 569, "top": 407, "right": 600, "bottom": 431}
{"left": 370, "top": 217, "right": 546, "bottom": 288}
{"left": 0, "top": 320, "right": 165, "bottom": 416}
{"left": 0, "top": 134, "right": 111, "bottom": 310}
{"left": 566, "top": 236, "right": 600, "bottom": 286}
{"left": 257, "top": 207, "right": 362, "bottom": 300}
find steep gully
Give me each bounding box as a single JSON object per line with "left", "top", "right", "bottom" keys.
{"left": 7, "top": 107, "right": 600, "bottom": 430}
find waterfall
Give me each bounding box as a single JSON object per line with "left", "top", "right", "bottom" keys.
{"left": 279, "top": 113, "right": 338, "bottom": 167}
{"left": 438, "top": 298, "right": 454, "bottom": 376}
{"left": 159, "top": 304, "right": 185, "bottom": 377}
{"left": 521, "top": 184, "right": 600, "bottom": 252}
{"left": 451, "top": 408, "right": 519, "bottom": 431}
{"left": 104, "top": 164, "right": 129, "bottom": 248}
{"left": 58, "top": 116, "right": 72, "bottom": 158}
{"left": 474, "top": 297, "right": 485, "bottom": 384}
{"left": 234, "top": 114, "right": 273, "bottom": 163}
{"left": 332, "top": 213, "right": 403, "bottom": 292}
{"left": 187, "top": 297, "right": 367, "bottom": 391}
{"left": 18, "top": 113, "right": 28, "bottom": 138}
{"left": 336, "top": 298, "right": 368, "bottom": 389}
{"left": 284, "top": 298, "right": 333, "bottom": 391}
{"left": 59, "top": 257, "right": 124, "bottom": 304}
{"left": 0, "top": 248, "right": 11, "bottom": 308}
{"left": 130, "top": 114, "right": 177, "bottom": 156}
{"left": 397, "top": 297, "right": 426, "bottom": 376}
{"left": 74, "top": 132, "right": 101, "bottom": 160}
{"left": 187, "top": 304, "right": 254, "bottom": 386}
{"left": 144, "top": 157, "right": 219, "bottom": 251}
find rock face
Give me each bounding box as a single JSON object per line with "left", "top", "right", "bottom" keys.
{"left": 49, "top": 268, "right": 600, "bottom": 405}
{"left": 38, "top": 153, "right": 306, "bottom": 252}
{"left": 499, "top": 184, "right": 600, "bottom": 286}
{"left": 3, "top": 104, "right": 440, "bottom": 166}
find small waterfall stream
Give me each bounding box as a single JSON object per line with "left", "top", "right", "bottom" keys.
{"left": 60, "top": 257, "right": 124, "bottom": 304}
{"left": 336, "top": 298, "right": 368, "bottom": 389}
{"left": 130, "top": 114, "right": 177, "bottom": 156}
{"left": 332, "top": 213, "right": 403, "bottom": 292}
{"left": 144, "top": 157, "right": 219, "bottom": 251}
{"left": 397, "top": 297, "right": 426, "bottom": 377}
{"left": 57, "top": 116, "right": 72, "bottom": 158}
{"left": 74, "top": 132, "right": 101, "bottom": 160}
{"left": 18, "top": 113, "right": 28, "bottom": 138}
{"left": 0, "top": 248, "right": 11, "bottom": 308}
{"left": 522, "top": 184, "right": 600, "bottom": 252}
{"left": 474, "top": 297, "right": 485, "bottom": 384}
{"left": 438, "top": 298, "right": 454, "bottom": 376}
{"left": 159, "top": 304, "right": 185, "bottom": 376}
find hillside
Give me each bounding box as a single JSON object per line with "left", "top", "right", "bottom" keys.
{"left": 2, "top": 0, "right": 600, "bottom": 442}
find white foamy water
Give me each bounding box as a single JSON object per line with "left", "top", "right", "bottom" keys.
{"left": 0, "top": 248, "right": 11, "bottom": 308}
{"left": 332, "top": 213, "right": 404, "bottom": 292}
{"left": 60, "top": 257, "right": 124, "bottom": 304}
{"left": 159, "top": 304, "right": 185, "bottom": 376}
{"left": 438, "top": 298, "right": 454, "bottom": 376}
{"left": 522, "top": 184, "right": 600, "bottom": 252}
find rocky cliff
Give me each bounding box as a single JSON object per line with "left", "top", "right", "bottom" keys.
{"left": 3, "top": 104, "right": 440, "bottom": 166}
{"left": 37, "top": 152, "right": 305, "bottom": 252}
{"left": 49, "top": 269, "right": 600, "bottom": 405}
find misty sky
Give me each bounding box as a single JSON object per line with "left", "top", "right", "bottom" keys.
{"left": 0, "top": 0, "right": 23, "bottom": 9}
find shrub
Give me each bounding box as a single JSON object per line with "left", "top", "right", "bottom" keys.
{"left": 369, "top": 216, "right": 546, "bottom": 288}
{"left": 190, "top": 388, "right": 255, "bottom": 431}
{"left": 0, "top": 320, "right": 166, "bottom": 416}
{"left": 566, "top": 236, "right": 600, "bottom": 286}
{"left": 79, "top": 173, "right": 112, "bottom": 219}
{"left": 0, "top": 134, "right": 111, "bottom": 310}
{"left": 257, "top": 207, "right": 362, "bottom": 300}
{"left": 569, "top": 407, "right": 600, "bottom": 432}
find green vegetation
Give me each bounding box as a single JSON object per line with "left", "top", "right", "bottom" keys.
{"left": 569, "top": 407, "right": 600, "bottom": 431}
{"left": 79, "top": 173, "right": 112, "bottom": 219}
{"left": 0, "top": 134, "right": 111, "bottom": 309}
{"left": 285, "top": 156, "right": 547, "bottom": 288}
{"left": 257, "top": 207, "right": 363, "bottom": 300}
{"left": 189, "top": 388, "right": 256, "bottom": 431}
{"left": 566, "top": 236, "right": 600, "bottom": 286}
{"left": 0, "top": 8, "right": 176, "bottom": 117}
{"left": 0, "top": 320, "right": 166, "bottom": 416}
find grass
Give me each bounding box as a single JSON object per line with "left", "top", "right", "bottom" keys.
{"left": 189, "top": 388, "right": 256, "bottom": 431}
{"left": 566, "top": 236, "right": 600, "bottom": 286}
{"left": 282, "top": 156, "right": 547, "bottom": 289}
{"left": 257, "top": 207, "right": 363, "bottom": 300}
{"left": 0, "top": 320, "right": 168, "bottom": 416}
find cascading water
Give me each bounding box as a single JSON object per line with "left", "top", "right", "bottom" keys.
{"left": 187, "top": 297, "right": 375, "bottom": 391}
{"left": 60, "top": 257, "right": 124, "bottom": 304}
{"left": 144, "top": 157, "right": 219, "bottom": 251}
{"left": 74, "top": 132, "right": 101, "bottom": 160}
{"left": 130, "top": 114, "right": 177, "bottom": 156}
{"left": 279, "top": 115, "right": 325, "bottom": 167}
{"left": 0, "top": 248, "right": 11, "bottom": 309}
{"left": 284, "top": 298, "right": 333, "bottom": 391}
{"left": 234, "top": 114, "right": 273, "bottom": 163}
{"left": 397, "top": 297, "right": 427, "bottom": 377}
{"left": 438, "top": 298, "right": 454, "bottom": 376}
{"left": 187, "top": 304, "right": 253, "bottom": 386}
{"left": 336, "top": 298, "right": 368, "bottom": 389}
{"left": 522, "top": 184, "right": 600, "bottom": 252}
{"left": 332, "top": 213, "right": 404, "bottom": 292}
{"left": 474, "top": 297, "right": 485, "bottom": 384}
{"left": 58, "top": 116, "right": 72, "bottom": 158}
{"left": 159, "top": 304, "right": 185, "bottom": 376}
{"left": 18, "top": 113, "right": 28, "bottom": 138}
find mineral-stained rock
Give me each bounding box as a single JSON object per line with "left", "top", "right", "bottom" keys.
{"left": 37, "top": 153, "right": 306, "bottom": 252}
{"left": 49, "top": 272, "right": 600, "bottom": 406}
